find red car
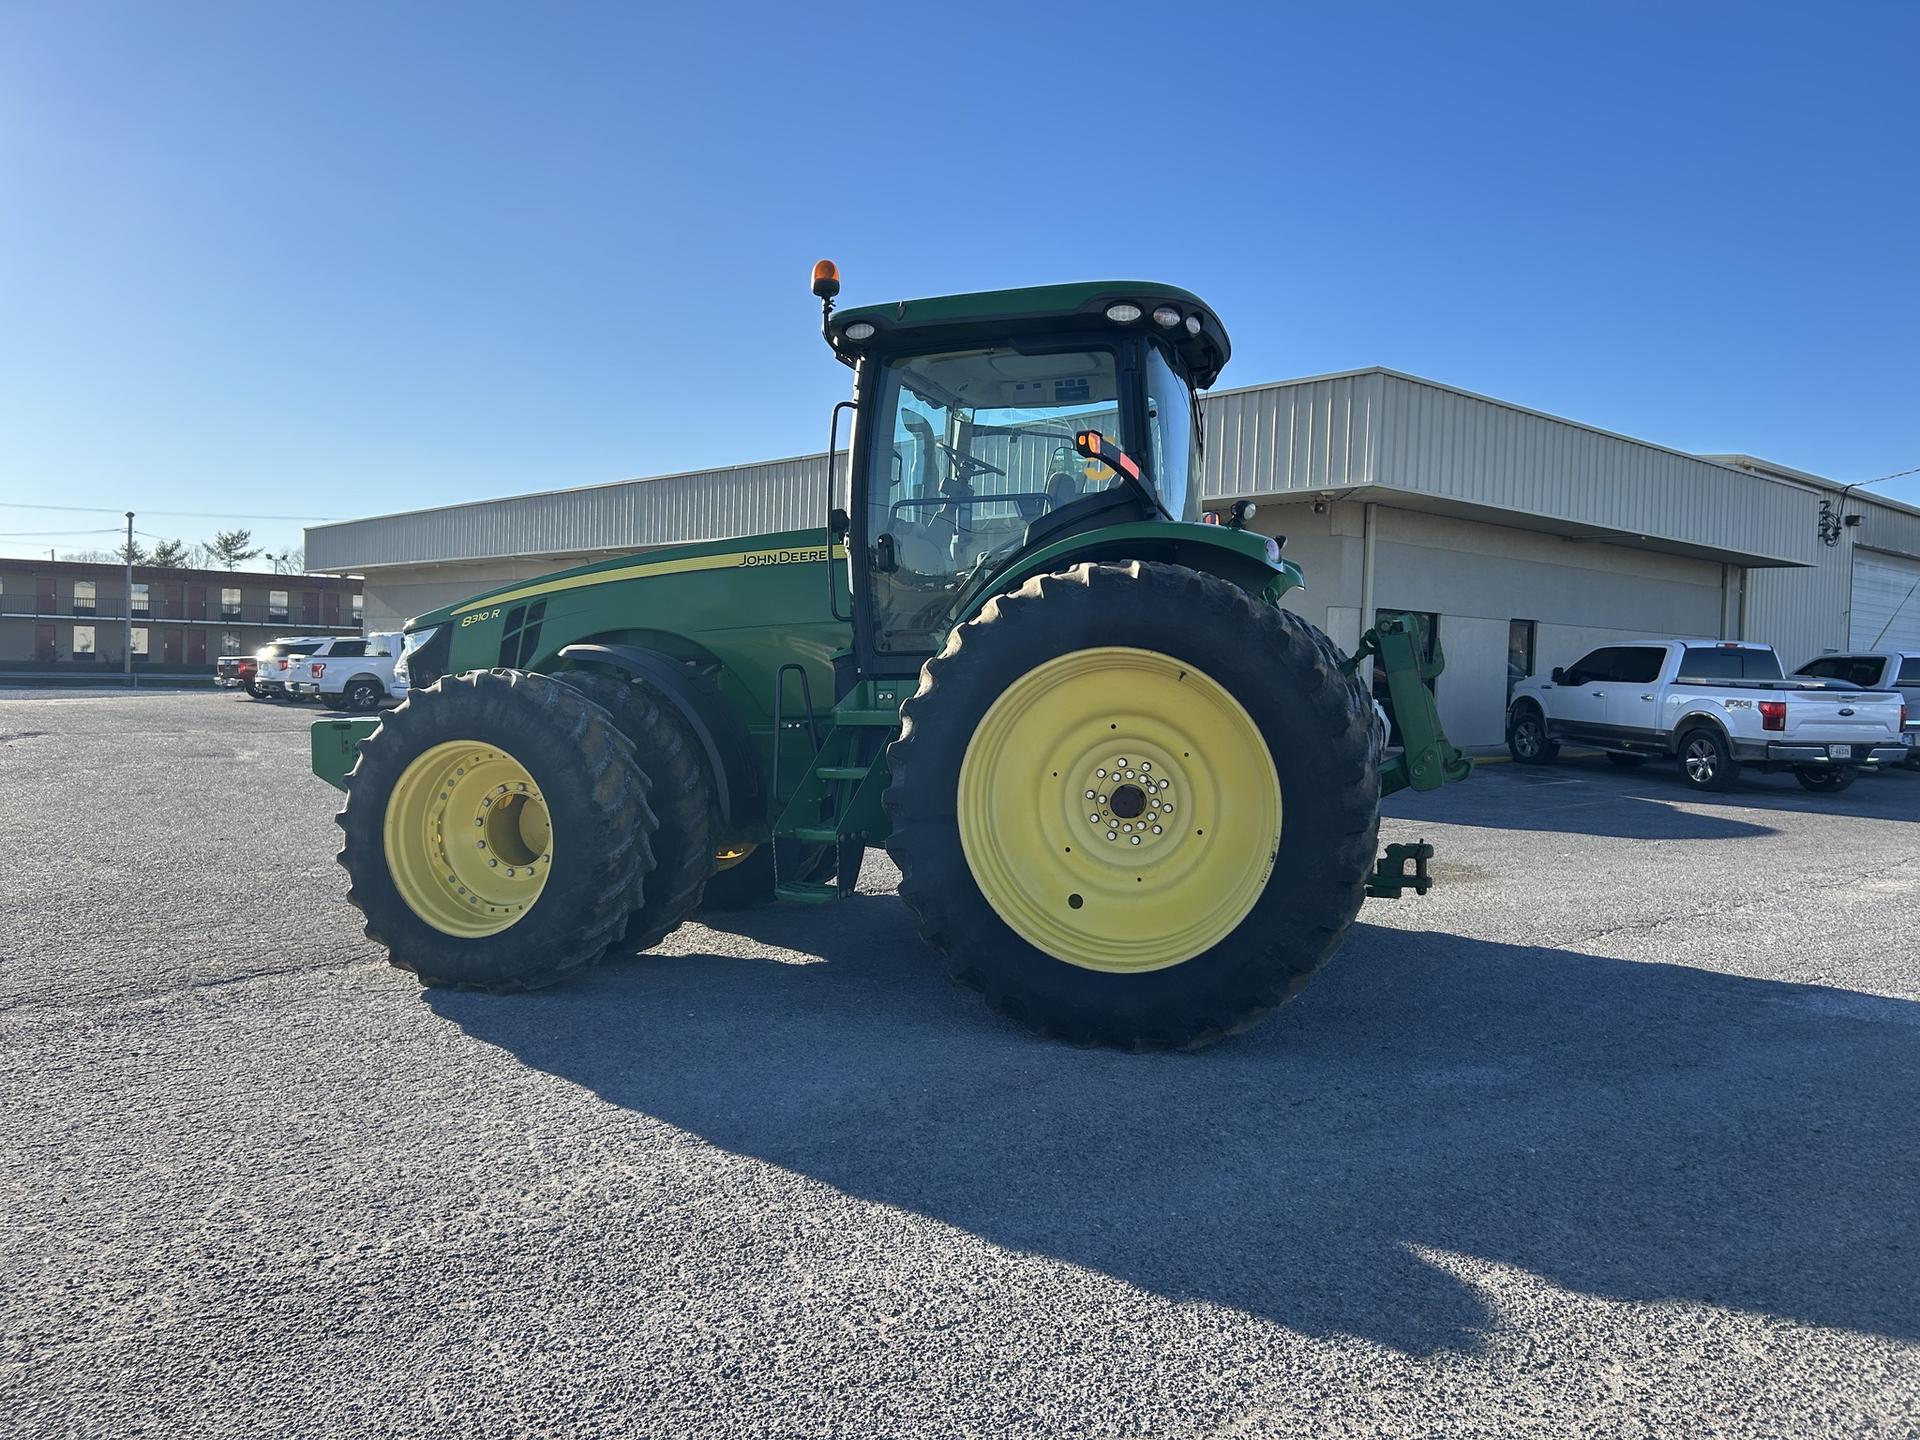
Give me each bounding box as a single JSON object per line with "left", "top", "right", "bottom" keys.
{"left": 215, "top": 654, "right": 259, "bottom": 695}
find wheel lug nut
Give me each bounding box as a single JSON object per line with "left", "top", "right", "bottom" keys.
{"left": 1130, "top": 835, "right": 1141, "bottom": 845}
{"left": 1106, "top": 831, "right": 1117, "bottom": 841}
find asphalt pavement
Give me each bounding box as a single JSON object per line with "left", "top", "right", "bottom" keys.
{"left": 3, "top": 691, "right": 1916, "bottom": 1438}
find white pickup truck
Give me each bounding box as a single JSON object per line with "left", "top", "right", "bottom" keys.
{"left": 1506, "top": 639, "right": 1909, "bottom": 793}
{"left": 287, "top": 632, "right": 406, "bottom": 712}
{"left": 1792, "top": 650, "right": 1920, "bottom": 768}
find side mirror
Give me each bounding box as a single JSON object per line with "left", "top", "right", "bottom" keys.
{"left": 828, "top": 508, "right": 849, "bottom": 542}
{"left": 1550, "top": 667, "right": 1567, "bottom": 685}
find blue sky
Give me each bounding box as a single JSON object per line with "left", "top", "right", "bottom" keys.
{"left": 2, "top": 2, "right": 1915, "bottom": 562}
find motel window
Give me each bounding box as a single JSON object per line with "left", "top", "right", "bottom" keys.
{"left": 131, "top": 581, "right": 150, "bottom": 616}
{"left": 1507, "top": 620, "right": 1537, "bottom": 700}
{"left": 73, "top": 579, "right": 96, "bottom": 613}
{"left": 72, "top": 624, "right": 96, "bottom": 658}
{"left": 131, "top": 627, "right": 149, "bottom": 658}
{"left": 352, "top": 593, "right": 364, "bottom": 624}
{"left": 269, "top": 589, "right": 289, "bottom": 621}
{"left": 222, "top": 631, "right": 242, "bottom": 655}
{"left": 221, "top": 587, "right": 242, "bottom": 620}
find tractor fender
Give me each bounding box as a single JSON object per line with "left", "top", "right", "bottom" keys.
{"left": 951, "top": 519, "right": 1296, "bottom": 627}
{"left": 557, "top": 642, "right": 765, "bottom": 827}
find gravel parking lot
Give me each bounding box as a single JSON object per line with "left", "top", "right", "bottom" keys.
{"left": 3, "top": 691, "right": 1916, "bottom": 1438}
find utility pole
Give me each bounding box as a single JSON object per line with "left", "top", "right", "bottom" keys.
{"left": 125, "top": 511, "right": 135, "bottom": 687}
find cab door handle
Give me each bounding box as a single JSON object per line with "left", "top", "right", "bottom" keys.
{"left": 1640, "top": 693, "right": 1654, "bottom": 701}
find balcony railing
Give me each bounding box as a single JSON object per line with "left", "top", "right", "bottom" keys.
{"left": 0, "top": 594, "right": 360, "bottom": 628}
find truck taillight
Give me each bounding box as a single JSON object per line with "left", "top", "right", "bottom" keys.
{"left": 311, "top": 663, "right": 325, "bottom": 678}
{"left": 1758, "top": 701, "right": 1786, "bottom": 731}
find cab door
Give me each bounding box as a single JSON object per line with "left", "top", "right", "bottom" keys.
{"left": 1549, "top": 647, "right": 1617, "bottom": 738}
{"left": 1603, "top": 645, "right": 1667, "bottom": 741}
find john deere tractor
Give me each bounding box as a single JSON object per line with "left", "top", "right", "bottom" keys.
{"left": 312, "top": 265, "right": 1470, "bottom": 1048}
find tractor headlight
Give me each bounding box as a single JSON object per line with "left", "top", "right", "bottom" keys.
{"left": 1264, "top": 536, "right": 1282, "bottom": 565}
{"left": 1152, "top": 306, "right": 1181, "bottom": 328}
{"left": 1185, "top": 314, "right": 1203, "bottom": 336}
{"left": 1104, "top": 303, "right": 1142, "bottom": 323}
{"left": 843, "top": 321, "right": 876, "bottom": 341}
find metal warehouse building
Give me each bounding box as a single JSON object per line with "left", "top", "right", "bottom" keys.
{"left": 307, "top": 368, "right": 1920, "bottom": 750}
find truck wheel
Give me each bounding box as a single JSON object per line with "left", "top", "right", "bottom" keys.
{"left": 554, "top": 669, "right": 713, "bottom": 951}
{"left": 343, "top": 677, "right": 384, "bottom": 713}
{"left": 1677, "top": 727, "right": 1740, "bottom": 793}
{"left": 1506, "top": 705, "right": 1558, "bottom": 764}
{"left": 886, "top": 560, "right": 1379, "bottom": 1050}
{"left": 335, "top": 669, "right": 657, "bottom": 990}
{"left": 1795, "top": 766, "right": 1855, "bottom": 794}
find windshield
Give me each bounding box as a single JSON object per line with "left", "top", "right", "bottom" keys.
{"left": 1145, "top": 343, "right": 1200, "bottom": 521}
{"left": 864, "top": 344, "right": 1124, "bottom": 653}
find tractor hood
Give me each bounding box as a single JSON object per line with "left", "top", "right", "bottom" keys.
{"left": 827, "top": 281, "right": 1231, "bottom": 388}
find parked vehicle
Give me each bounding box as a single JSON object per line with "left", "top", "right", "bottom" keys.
{"left": 287, "top": 633, "right": 405, "bottom": 712}
{"left": 252, "top": 637, "right": 331, "bottom": 700}
{"left": 1793, "top": 651, "right": 1920, "bottom": 767}
{"left": 1507, "top": 639, "right": 1909, "bottom": 793}
{"left": 214, "top": 654, "right": 259, "bottom": 695}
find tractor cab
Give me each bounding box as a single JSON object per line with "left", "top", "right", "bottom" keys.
{"left": 814, "top": 269, "right": 1242, "bottom": 674}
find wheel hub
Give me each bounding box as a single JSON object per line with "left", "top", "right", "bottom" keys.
{"left": 383, "top": 741, "right": 552, "bottom": 937}
{"left": 956, "top": 646, "right": 1282, "bottom": 974}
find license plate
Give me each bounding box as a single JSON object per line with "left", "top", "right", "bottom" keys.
{"left": 1830, "top": 744, "right": 1853, "bottom": 760}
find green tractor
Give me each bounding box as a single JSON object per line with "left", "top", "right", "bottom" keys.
{"left": 312, "top": 264, "right": 1470, "bottom": 1048}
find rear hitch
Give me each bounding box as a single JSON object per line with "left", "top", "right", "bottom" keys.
{"left": 1366, "top": 840, "right": 1435, "bottom": 899}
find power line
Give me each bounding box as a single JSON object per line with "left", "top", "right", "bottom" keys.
{"left": 0, "top": 527, "right": 122, "bottom": 537}
{"left": 0, "top": 500, "right": 341, "bottom": 521}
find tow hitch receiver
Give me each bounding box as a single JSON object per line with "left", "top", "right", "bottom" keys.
{"left": 1366, "top": 840, "right": 1435, "bottom": 899}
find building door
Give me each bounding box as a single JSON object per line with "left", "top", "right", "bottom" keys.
{"left": 33, "top": 622, "right": 55, "bottom": 661}
{"left": 1850, "top": 549, "right": 1920, "bottom": 651}
{"left": 186, "top": 630, "right": 207, "bottom": 666}
{"left": 321, "top": 590, "right": 340, "bottom": 627}
{"left": 187, "top": 583, "right": 207, "bottom": 621}
{"left": 301, "top": 590, "right": 320, "bottom": 625}
{"left": 164, "top": 583, "right": 184, "bottom": 619}
{"left": 36, "top": 576, "right": 54, "bottom": 614}
{"left": 162, "top": 629, "right": 183, "bottom": 664}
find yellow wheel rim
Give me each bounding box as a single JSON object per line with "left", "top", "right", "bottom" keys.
{"left": 383, "top": 740, "right": 554, "bottom": 937}
{"left": 712, "top": 844, "right": 756, "bottom": 872}
{"left": 956, "top": 646, "right": 1281, "bottom": 973}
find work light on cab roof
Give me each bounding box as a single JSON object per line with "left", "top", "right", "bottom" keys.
{"left": 309, "top": 258, "right": 1470, "bottom": 1053}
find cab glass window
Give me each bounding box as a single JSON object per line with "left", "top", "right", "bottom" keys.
{"left": 1565, "top": 649, "right": 1616, "bottom": 684}
{"left": 1900, "top": 656, "right": 1920, "bottom": 685}
{"left": 1145, "top": 344, "right": 1199, "bottom": 521}
{"left": 1612, "top": 647, "right": 1666, "bottom": 685}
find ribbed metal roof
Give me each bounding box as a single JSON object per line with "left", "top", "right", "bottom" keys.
{"left": 308, "top": 370, "right": 1827, "bottom": 573}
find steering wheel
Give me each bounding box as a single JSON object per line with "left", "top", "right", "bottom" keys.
{"left": 936, "top": 441, "right": 1006, "bottom": 481}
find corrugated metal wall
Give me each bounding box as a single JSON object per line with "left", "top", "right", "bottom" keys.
{"left": 1199, "top": 372, "right": 1381, "bottom": 499}
{"left": 1747, "top": 493, "right": 1920, "bottom": 660}
{"left": 308, "top": 453, "right": 843, "bottom": 572}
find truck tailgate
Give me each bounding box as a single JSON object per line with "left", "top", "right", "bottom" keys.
{"left": 1782, "top": 691, "right": 1904, "bottom": 743}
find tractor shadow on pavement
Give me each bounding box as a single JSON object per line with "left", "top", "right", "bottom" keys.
{"left": 429, "top": 904, "right": 1920, "bottom": 1356}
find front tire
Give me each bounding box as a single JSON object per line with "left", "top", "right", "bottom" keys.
{"left": 886, "top": 561, "right": 1380, "bottom": 1050}
{"left": 1677, "top": 727, "right": 1741, "bottom": 793}
{"left": 336, "top": 669, "right": 656, "bottom": 990}
{"left": 1507, "top": 705, "right": 1559, "bottom": 764}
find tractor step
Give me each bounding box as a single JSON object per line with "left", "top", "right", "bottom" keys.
{"left": 815, "top": 766, "right": 870, "bottom": 781}
{"left": 783, "top": 825, "right": 843, "bottom": 844}
{"left": 773, "top": 880, "right": 839, "bottom": 905}
{"left": 831, "top": 709, "right": 901, "bottom": 727}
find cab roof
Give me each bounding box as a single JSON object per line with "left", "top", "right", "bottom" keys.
{"left": 828, "top": 280, "right": 1231, "bottom": 388}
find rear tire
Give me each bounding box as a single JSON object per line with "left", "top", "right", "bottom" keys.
{"left": 554, "top": 669, "right": 713, "bottom": 951}
{"left": 1795, "top": 766, "right": 1856, "bottom": 793}
{"left": 336, "top": 669, "right": 656, "bottom": 990}
{"left": 343, "top": 677, "right": 384, "bottom": 713}
{"left": 1677, "top": 727, "right": 1740, "bottom": 793}
{"left": 1507, "top": 705, "right": 1558, "bottom": 764}
{"left": 886, "top": 560, "right": 1380, "bottom": 1050}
